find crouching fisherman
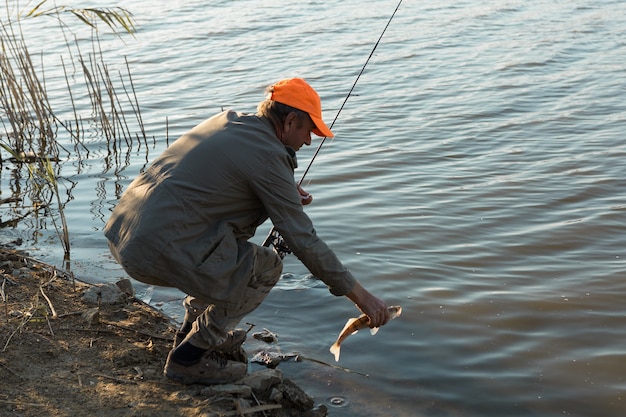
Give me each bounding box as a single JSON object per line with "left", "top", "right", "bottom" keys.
{"left": 104, "top": 77, "right": 390, "bottom": 385}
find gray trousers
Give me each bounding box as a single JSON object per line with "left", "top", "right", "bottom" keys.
{"left": 181, "top": 244, "right": 282, "bottom": 350}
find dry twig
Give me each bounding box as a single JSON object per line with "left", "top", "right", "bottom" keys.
{"left": 1, "top": 277, "right": 7, "bottom": 319}
{"left": 92, "top": 372, "right": 138, "bottom": 385}
{"left": 39, "top": 285, "right": 58, "bottom": 319}
{"left": 225, "top": 403, "right": 282, "bottom": 417}
{"left": 0, "top": 399, "right": 46, "bottom": 407}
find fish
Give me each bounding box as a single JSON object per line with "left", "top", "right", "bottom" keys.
{"left": 329, "top": 305, "right": 402, "bottom": 362}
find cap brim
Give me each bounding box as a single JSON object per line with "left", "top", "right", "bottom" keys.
{"left": 311, "top": 116, "right": 334, "bottom": 138}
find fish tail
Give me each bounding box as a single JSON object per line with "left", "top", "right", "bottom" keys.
{"left": 329, "top": 342, "right": 341, "bottom": 362}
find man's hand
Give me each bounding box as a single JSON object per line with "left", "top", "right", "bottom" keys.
{"left": 297, "top": 185, "right": 313, "bottom": 205}
{"left": 345, "top": 281, "right": 390, "bottom": 328}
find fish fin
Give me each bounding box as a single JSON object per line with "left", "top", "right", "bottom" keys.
{"left": 329, "top": 343, "right": 341, "bottom": 362}
{"left": 340, "top": 317, "right": 360, "bottom": 333}
{"left": 370, "top": 327, "right": 379, "bottom": 335}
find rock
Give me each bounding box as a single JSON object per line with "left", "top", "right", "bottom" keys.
{"left": 115, "top": 278, "right": 135, "bottom": 296}
{"left": 12, "top": 267, "right": 31, "bottom": 279}
{"left": 279, "top": 377, "right": 315, "bottom": 410}
{"left": 82, "top": 282, "right": 127, "bottom": 305}
{"left": 234, "top": 398, "right": 252, "bottom": 411}
{"left": 253, "top": 328, "right": 278, "bottom": 343}
{"left": 241, "top": 368, "right": 283, "bottom": 397}
{"left": 250, "top": 350, "right": 298, "bottom": 368}
{"left": 81, "top": 307, "right": 100, "bottom": 325}
{"left": 200, "top": 384, "right": 252, "bottom": 398}
{"left": 304, "top": 404, "right": 329, "bottom": 417}
{"left": 269, "top": 387, "right": 283, "bottom": 403}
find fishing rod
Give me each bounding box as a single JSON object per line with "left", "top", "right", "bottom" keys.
{"left": 263, "top": 0, "right": 403, "bottom": 254}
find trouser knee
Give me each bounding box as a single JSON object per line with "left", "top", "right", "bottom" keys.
{"left": 252, "top": 245, "right": 282, "bottom": 288}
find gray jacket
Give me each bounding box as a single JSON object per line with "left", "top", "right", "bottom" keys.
{"left": 104, "top": 110, "right": 356, "bottom": 304}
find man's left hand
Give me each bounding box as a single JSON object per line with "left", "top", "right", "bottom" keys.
{"left": 298, "top": 185, "right": 313, "bottom": 205}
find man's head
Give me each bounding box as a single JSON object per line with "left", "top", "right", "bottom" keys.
{"left": 258, "top": 78, "right": 334, "bottom": 143}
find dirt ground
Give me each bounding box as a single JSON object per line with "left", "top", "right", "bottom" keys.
{"left": 0, "top": 246, "right": 324, "bottom": 417}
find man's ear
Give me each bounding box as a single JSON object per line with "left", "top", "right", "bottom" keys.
{"left": 282, "top": 112, "right": 298, "bottom": 132}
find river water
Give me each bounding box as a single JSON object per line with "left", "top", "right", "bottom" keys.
{"left": 2, "top": 1, "right": 625, "bottom": 416}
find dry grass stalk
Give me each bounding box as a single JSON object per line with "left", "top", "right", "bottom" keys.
{"left": 1, "top": 277, "right": 7, "bottom": 319}
{"left": 39, "top": 285, "right": 58, "bottom": 319}
{"left": 1, "top": 3, "right": 148, "bottom": 260}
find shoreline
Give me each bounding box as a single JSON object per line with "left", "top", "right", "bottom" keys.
{"left": 0, "top": 245, "right": 327, "bottom": 417}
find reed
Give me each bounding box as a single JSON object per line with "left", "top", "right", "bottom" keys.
{"left": 0, "top": 1, "right": 145, "bottom": 262}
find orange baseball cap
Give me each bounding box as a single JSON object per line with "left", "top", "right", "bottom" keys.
{"left": 268, "top": 78, "right": 334, "bottom": 138}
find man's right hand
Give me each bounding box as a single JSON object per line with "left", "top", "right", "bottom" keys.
{"left": 345, "top": 281, "right": 390, "bottom": 328}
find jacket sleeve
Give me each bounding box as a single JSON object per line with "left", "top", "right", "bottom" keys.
{"left": 250, "top": 152, "right": 356, "bottom": 296}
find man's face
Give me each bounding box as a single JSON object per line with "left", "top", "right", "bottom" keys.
{"left": 281, "top": 113, "right": 315, "bottom": 151}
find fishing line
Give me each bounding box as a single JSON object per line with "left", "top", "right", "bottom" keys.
{"left": 298, "top": 0, "right": 403, "bottom": 187}
{"left": 264, "top": 0, "right": 403, "bottom": 250}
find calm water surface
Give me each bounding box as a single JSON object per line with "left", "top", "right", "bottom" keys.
{"left": 2, "top": 1, "right": 625, "bottom": 416}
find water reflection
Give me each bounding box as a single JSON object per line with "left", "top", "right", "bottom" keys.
{"left": 0, "top": 7, "right": 155, "bottom": 258}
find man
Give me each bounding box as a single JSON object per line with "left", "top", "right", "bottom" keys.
{"left": 105, "top": 77, "right": 390, "bottom": 385}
